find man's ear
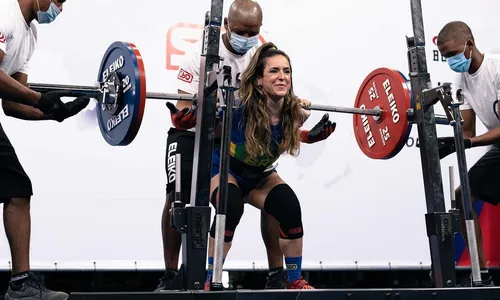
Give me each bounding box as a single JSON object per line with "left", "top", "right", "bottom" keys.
{"left": 466, "top": 39, "right": 476, "bottom": 50}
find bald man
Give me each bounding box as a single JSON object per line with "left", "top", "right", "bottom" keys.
{"left": 436, "top": 20, "right": 499, "bottom": 287}
{"left": 157, "top": 0, "right": 288, "bottom": 291}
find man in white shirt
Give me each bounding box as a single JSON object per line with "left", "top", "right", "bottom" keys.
{"left": 436, "top": 20, "right": 500, "bottom": 287}
{"left": 158, "top": 0, "right": 334, "bottom": 291}
{"left": 0, "top": 0, "right": 89, "bottom": 299}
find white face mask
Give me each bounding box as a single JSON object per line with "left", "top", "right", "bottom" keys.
{"left": 36, "top": 0, "right": 61, "bottom": 24}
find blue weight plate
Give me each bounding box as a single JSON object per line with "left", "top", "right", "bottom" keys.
{"left": 96, "top": 41, "right": 146, "bottom": 146}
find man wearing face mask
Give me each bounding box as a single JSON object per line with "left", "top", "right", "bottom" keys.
{"left": 436, "top": 20, "right": 500, "bottom": 287}
{"left": 158, "top": 0, "right": 293, "bottom": 291}
{"left": 0, "top": 0, "right": 89, "bottom": 299}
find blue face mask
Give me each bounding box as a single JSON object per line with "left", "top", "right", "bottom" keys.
{"left": 37, "top": 0, "right": 61, "bottom": 24}
{"left": 228, "top": 28, "right": 259, "bottom": 54}
{"left": 447, "top": 43, "right": 472, "bottom": 73}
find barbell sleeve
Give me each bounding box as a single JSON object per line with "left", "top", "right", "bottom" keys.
{"left": 29, "top": 83, "right": 102, "bottom": 99}
{"left": 28, "top": 82, "right": 197, "bottom": 102}
{"left": 308, "top": 103, "right": 382, "bottom": 116}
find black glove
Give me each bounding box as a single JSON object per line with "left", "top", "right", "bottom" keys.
{"left": 43, "top": 96, "right": 91, "bottom": 122}
{"left": 436, "top": 136, "right": 472, "bottom": 159}
{"left": 300, "top": 113, "right": 336, "bottom": 144}
{"left": 35, "top": 90, "right": 73, "bottom": 115}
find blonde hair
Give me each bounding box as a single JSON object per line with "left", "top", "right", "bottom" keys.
{"left": 238, "top": 42, "right": 304, "bottom": 160}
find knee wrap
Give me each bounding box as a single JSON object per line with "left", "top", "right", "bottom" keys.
{"left": 209, "top": 183, "right": 245, "bottom": 242}
{"left": 264, "top": 184, "right": 303, "bottom": 240}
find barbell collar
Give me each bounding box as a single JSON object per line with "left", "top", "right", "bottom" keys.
{"left": 308, "top": 103, "right": 382, "bottom": 117}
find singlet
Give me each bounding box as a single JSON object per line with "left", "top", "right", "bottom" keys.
{"left": 220, "top": 105, "right": 283, "bottom": 173}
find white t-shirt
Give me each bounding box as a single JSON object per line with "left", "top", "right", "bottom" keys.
{"left": 174, "top": 36, "right": 260, "bottom": 132}
{"left": 455, "top": 54, "right": 500, "bottom": 131}
{"left": 0, "top": 0, "right": 37, "bottom": 76}
{"left": 176, "top": 36, "right": 259, "bottom": 95}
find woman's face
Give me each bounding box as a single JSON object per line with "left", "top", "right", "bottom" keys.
{"left": 258, "top": 55, "right": 291, "bottom": 101}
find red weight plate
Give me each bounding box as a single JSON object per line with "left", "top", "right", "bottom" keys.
{"left": 353, "top": 68, "right": 412, "bottom": 159}
{"left": 123, "top": 42, "right": 146, "bottom": 145}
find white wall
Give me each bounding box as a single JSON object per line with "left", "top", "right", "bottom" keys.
{"left": 0, "top": 0, "right": 499, "bottom": 271}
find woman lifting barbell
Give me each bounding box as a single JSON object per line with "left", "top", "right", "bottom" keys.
{"left": 205, "top": 42, "right": 336, "bottom": 291}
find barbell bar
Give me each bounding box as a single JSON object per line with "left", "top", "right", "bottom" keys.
{"left": 29, "top": 81, "right": 451, "bottom": 124}
{"left": 307, "top": 103, "right": 381, "bottom": 117}
{"left": 28, "top": 82, "right": 198, "bottom": 102}
{"left": 29, "top": 80, "right": 384, "bottom": 116}
{"left": 28, "top": 82, "right": 452, "bottom": 125}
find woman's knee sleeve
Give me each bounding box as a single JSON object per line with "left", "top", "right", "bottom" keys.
{"left": 264, "top": 184, "right": 303, "bottom": 240}
{"left": 209, "top": 183, "right": 245, "bottom": 242}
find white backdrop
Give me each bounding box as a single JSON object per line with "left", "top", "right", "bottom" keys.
{"left": 1, "top": 0, "right": 500, "bottom": 271}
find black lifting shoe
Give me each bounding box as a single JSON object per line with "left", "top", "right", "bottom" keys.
{"left": 265, "top": 268, "right": 289, "bottom": 289}
{"left": 154, "top": 269, "right": 184, "bottom": 292}
{"left": 5, "top": 272, "right": 68, "bottom": 300}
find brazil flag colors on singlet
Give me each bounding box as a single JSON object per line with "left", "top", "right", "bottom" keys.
{"left": 222, "top": 105, "right": 283, "bottom": 169}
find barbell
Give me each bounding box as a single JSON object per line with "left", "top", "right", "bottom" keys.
{"left": 27, "top": 41, "right": 452, "bottom": 159}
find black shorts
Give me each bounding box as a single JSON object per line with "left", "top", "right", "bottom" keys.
{"left": 468, "top": 144, "right": 500, "bottom": 205}
{"left": 0, "top": 122, "right": 33, "bottom": 202}
{"left": 165, "top": 127, "right": 220, "bottom": 201}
